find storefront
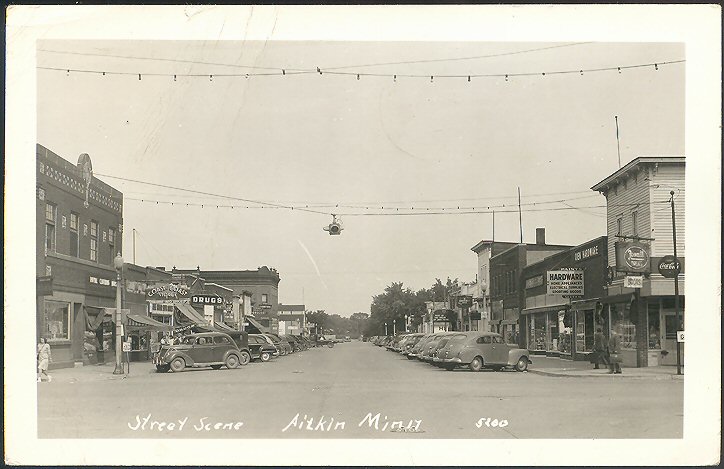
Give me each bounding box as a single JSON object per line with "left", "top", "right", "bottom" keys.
{"left": 521, "top": 305, "right": 571, "bottom": 356}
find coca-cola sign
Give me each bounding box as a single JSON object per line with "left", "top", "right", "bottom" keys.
{"left": 657, "top": 255, "right": 682, "bottom": 278}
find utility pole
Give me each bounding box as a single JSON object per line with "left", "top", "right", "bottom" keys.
{"left": 517, "top": 187, "right": 523, "bottom": 243}
{"left": 670, "top": 191, "right": 682, "bottom": 375}
{"left": 492, "top": 210, "right": 495, "bottom": 243}
{"left": 132, "top": 228, "right": 136, "bottom": 265}
{"left": 615, "top": 115, "right": 622, "bottom": 168}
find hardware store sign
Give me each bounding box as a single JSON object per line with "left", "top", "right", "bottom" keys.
{"left": 546, "top": 269, "right": 584, "bottom": 296}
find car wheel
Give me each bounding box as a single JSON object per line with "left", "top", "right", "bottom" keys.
{"left": 469, "top": 356, "right": 483, "bottom": 372}
{"left": 210, "top": 365, "right": 222, "bottom": 370}
{"left": 515, "top": 357, "right": 529, "bottom": 372}
{"left": 225, "top": 354, "right": 240, "bottom": 369}
{"left": 170, "top": 357, "right": 185, "bottom": 373}
{"left": 260, "top": 351, "right": 271, "bottom": 362}
{"left": 156, "top": 364, "right": 170, "bottom": 373}
{"left": 239, "top": 351, "right": 251, "bottom": 366}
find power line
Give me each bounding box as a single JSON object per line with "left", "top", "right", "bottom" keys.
{"left": 38, "top": 42, "right": 592, "bottom": 74}
{"left": 320, "top": 42, "right": 594, "bottom": 70}
{"left": 37, "top": 59, "right": 684, "bottom": 81}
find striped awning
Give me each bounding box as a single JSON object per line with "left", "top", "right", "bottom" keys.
{"left": 126, "top": 314, "right": 173, "bottom": 331}
{"left": 175, "top": 303, "right": 207, "bottom": 325}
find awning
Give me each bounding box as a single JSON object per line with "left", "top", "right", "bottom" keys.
{"left": 126, "top": 314, "right": 173, "bottom": 331}
{"left": 245, "top": 316, "right": 270, "bottom": 334}
{"left": 175, "top": 303, "right": 207, "bottom": 325}
{"left": 598, "top": 293, "right": 635, "bottom": 305}
{"left": 214, "top": 321, "right": 237, "bottom": 333}
{"left": 569, "top": 299, "right": 602, "bottom": 311}
{"left": 521, "top": 304, "right": 569, "bottom": 315}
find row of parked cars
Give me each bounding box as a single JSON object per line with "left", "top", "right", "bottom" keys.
{"left": 153, "top": 331, "right": 316, "bottom": 373}
{"left": 369, "top": 331, "right": 532, "bottom": 372}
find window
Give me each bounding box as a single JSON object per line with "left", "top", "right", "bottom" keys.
{"left": 493, "top": 336, "right": 505, "bottom": 344}
{"left": 632, "top": 211, "right": 638, "bottom": 236}
{"left": 90, "top": 220, "right": 98, "bottom": 262}
{"left": 477, "top": 336, "right": 492, "bottom": 344}
{"left": 44, "top": 300, "right": 70, "bottom": 340}
{"left": 44, "top": 203, "right": 56, "bottom": 254}
{"left": 108, "top": 227, "right": 116, "bottom": 263}
{"left": 69, "top": 212, "right": 79, "bottom": 257}
{"left": 214, "top": 336, "right": 231, "bottom": 345}
{"left": 616, "top": 216, "right": 623, "bottom": 236}
{"left": 261, "top": 294, "right": 268, "bottom": 303}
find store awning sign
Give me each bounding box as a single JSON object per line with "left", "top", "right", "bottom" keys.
{"left": 146, "top": 283, "right": 190, "bottom": 300}
{"left": 615, "top": 241, "right": 650, "bottom": 273}
{"left": 546, "top": 269, "right": 584, "bottom": 295}
{"left": 624, "top": 275, "right": 644, "bottom": 289}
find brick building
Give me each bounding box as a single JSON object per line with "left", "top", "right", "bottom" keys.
{"left": 36, "top": 144, "right": 124, "bottom": 368}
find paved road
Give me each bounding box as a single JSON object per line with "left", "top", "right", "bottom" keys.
{"left": 38, "top": 341, "right": 683, "bottom": 439}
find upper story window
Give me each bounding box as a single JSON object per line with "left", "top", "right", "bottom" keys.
{"left": 632, "top": 211, "right": 638, "bottom": 236}
{"left": 616, "top": 216, "right": 623, "bottom": 236}
{"left": 44, "top": 202, "right": 56, "bottom": 255}
{"left": 261, "top": 294, "right": 268, "bottom": 303}
{"left": 108, "top": 227, "right": 116, "bottom": 263}
{"left": 90, "top": 220, "right": 98, "bottom": 262}
{"left": 69, "top": 212, "right": 79, "bottom": 257}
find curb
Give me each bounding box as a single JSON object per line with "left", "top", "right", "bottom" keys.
{"left": 528, "top": 369, "right": 684, "bottom": 380}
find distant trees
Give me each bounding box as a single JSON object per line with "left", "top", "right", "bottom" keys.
{"left": 365, "top": 278, "right": 460, "bottom": 336}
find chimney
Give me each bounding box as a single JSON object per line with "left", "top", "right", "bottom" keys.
{"left": 536, "top": 228, "right": 546, "bottom": 245}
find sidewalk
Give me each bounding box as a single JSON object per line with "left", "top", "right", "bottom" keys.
{"left": 38, "top": 361, "right": 157, "bottom": 384}
{"left": 528, "top": 356, "right": 684, "bottom": 380}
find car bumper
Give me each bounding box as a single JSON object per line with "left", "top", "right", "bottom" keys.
{"left": 441, "top": 357, "right": 462, "bottom": 364}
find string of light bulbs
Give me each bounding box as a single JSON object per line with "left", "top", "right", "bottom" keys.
{"left": 38, "top": 59, "right": 684, "bottom": 82}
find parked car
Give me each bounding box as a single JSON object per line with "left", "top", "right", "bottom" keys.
{"left": 438, "top": 332, "right": 532, "bottom": 372}
{"left": 283, "top": 334, "right": 304, "bottom": 352}
{"left": 224, "top": 331, "right": 253, "bottom": 365}
{"left": 400, "top": 333, "right": 424, "bottom": 356}
{"left": 248, "top": 334, "right": 279, "bottom": 361}
{"left": 153, "top": 332, "right": 245, "bottom": 372}
{"left": 264, "top": 333, "right": 292, "bottom": 355}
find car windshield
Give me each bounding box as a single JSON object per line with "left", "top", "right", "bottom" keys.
{"left": 181, "top": 336, "right": 195, "bottom": 345}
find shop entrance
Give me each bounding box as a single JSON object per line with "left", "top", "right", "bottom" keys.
{"left": 660, "top": 311, "right": 683, "bottom": 366}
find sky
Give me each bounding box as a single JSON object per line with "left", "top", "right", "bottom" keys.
{"left": 37, "top": 40, "right": 685, "bottom": 316}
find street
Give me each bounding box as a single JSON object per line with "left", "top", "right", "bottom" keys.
{"left": 38, "top": 341, "right": 683, "bottom": 439}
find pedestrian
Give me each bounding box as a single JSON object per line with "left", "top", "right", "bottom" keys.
{"left": 37, "top": 337, "right": 52, "bottom": 382}
{"left": 592, "top": 327, "right": 609, "bottom": 369}
{"left": 607, "top": 325, "right": 623, "bottom": 374}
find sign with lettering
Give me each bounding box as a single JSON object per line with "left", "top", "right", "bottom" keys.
{"left": 146, "top": 283, "right": 190, "bottom": 300}
{"left": 615, "top": 241, "right": 650, "bottom": 273}
{"left": 525, "top": 275, "right": 544, "bottom": 289}
{"left": 676, "top": 331, "right": 684, "bottom": 343}
{"left": 546, "top": 270, "right": 584, "bottom": 295}
{"left": 470, "top": 312, "right": 482, "bottom": 321}
{"left": 624, "top": 275, "right": 643, "bottom": 288}
{"left": 122, "top": 341, "right": 131, "bottom": 352}
{"left": 657, "top": 255, "right": 682, "bottom": 278}
{"left": 191, "top": 294, "right": 226, "bottom": 306}
{"left": 457, "top": 296, "right": 473, "bottom": 308}
{"left": 37, "top": 276, "right": 54, "bottom": 296}
{"left": 574, "top": 244, "right": 600, "bottom": 262}
{"left": 89, "top": 276, "right": 117, "bottom": 288}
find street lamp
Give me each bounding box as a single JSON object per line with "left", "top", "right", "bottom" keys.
{"left": 112, "top": 253, "right": 124, "bottom": 375}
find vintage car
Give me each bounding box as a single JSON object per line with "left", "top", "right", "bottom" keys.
{"left": 264, "top": 333, "right": 292, "bottom": 355}
{"left": 153, "top": 332, "right": 247, "bottom": 372}
{"left": 248, "top": 334, "right": 279, "bottom": 361}
{"left": 438, "top": 332, "right": 532, "bottom": 372}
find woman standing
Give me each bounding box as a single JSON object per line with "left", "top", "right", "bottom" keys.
{"left": 37, "top": 338, "right": 52, "bottom": 382}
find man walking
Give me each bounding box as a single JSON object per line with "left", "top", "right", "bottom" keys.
{"left": 607, "top": 325, "right": 623, "bottom": 374}
{"left": 592, "top": 327, "right": 609, "bottom": 369}
{"left": 37, "top": 337, "right": 52, "bottom": 382}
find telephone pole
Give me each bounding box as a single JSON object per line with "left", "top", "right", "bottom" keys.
{"left": 670, "top": 191, "right": 682, "bottom": 375}
{"left": 517, "top": 187, "right": 523, "bottom": 243}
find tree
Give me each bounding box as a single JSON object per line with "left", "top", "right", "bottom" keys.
{"left": 305, "top": 310, "right": 328, "bottom": 335}
{"left": 350, "top": 312, "right": 369, "bottom": 337}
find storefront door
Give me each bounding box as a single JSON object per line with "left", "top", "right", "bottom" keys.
{"left": 660, "top": 312, "right": 683, "bottom": 366}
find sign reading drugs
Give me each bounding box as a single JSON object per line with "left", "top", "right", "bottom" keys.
{"left": 615, "top": 241, "right": 650, "bottom": 273}
{"left": 546, "top": 269, "right": 584, "bottom": 295}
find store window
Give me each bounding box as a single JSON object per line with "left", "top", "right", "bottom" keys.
{"left": 665, "top": 315, "right": 680, "bottom": 339}
{"left": 90, "top": 220, "right": 98, "bottom": 262}
{"left": 45, "top": 202, "right": 56, "bottom": 255}
{"left": 69, "top": 212, "right": 79, "bottom": 257}
{"left": 648, "top": 303, "right": 661, "bottom": 349}
{"left": 610, "top": 303, "right": 636, "bottom": 349}
{"left": 530, "top": 314, "right": 547, "bottom": 351}
{"left": 261, "top": 294, "right": 268, "bottom": 303}
{"left": 44, "top": 300, "right": 70, "bottom": 341}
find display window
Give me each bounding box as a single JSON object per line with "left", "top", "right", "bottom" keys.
{"left": 647, "top": 303, "right": 661, "bottom": 349}
{"left": 44, "top": 300, "right": 70, "bottom": 341}
{"left": 610, "top": 303, "right": 636, "bottom": 349}
{"left": 530, "top": 314, "right": 547, "bottom": 351}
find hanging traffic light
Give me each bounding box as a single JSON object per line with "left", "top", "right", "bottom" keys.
{"left": 323, "top": 214, "right": 343, "bottom": 235}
